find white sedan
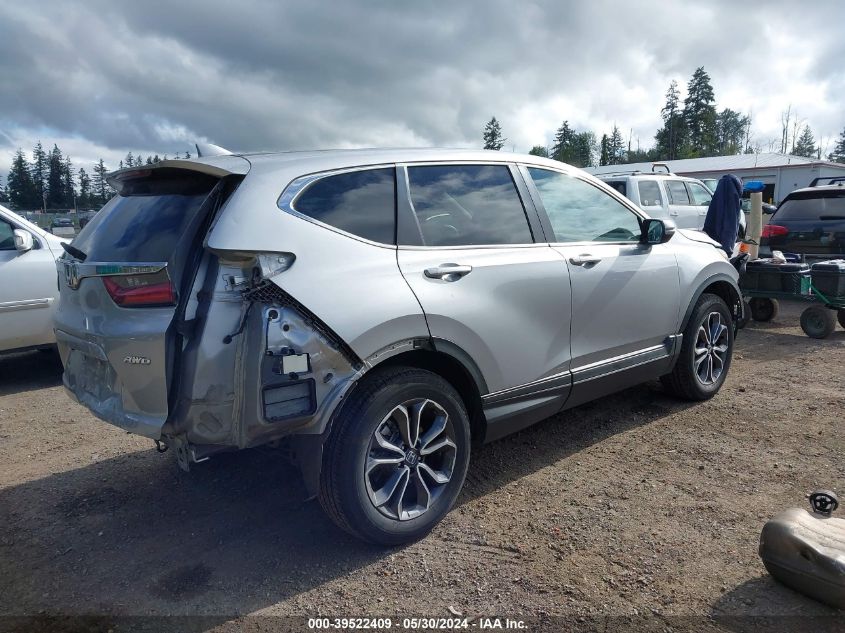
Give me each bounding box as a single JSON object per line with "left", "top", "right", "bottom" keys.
{"left": 0, "top": 205, "right": 68, "bottom": 354}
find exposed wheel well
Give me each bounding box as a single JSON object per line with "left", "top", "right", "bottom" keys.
{"left": 374, "top": 350, "right": 486, "bottom": 445}
{"left": 682, "top": 279, "right": 742, "bottom": 332}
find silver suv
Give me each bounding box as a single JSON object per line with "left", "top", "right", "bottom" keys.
{"left": 55, "top": 149, "right": 742, "bottom": 544}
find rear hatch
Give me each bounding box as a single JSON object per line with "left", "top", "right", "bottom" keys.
{"left": 54, "top": 161, "right": 247, "bottom": 439}
{"left": 763, "top": 189, "right": 845, "bottom": 258}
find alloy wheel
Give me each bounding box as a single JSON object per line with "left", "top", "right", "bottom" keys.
{"left": 365, "top": 398, "right": 457, "bottom": 521}
{"left": 693, "top": 311, "right": 729, "bottom": 386}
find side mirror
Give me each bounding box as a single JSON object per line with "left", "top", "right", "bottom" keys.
{"left": 13, "top": 229, "right": 34, "bottom": 253}
{"left": 641, "top": 218, "right": 675, "bottom": 245}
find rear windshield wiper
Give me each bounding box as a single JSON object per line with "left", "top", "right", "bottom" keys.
{"left": 60, "top": 242, "right": 88, "bottom": 262}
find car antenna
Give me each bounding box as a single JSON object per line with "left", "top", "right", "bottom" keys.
{"left": 194, "top": 142, "right": 233, "bottom": 158}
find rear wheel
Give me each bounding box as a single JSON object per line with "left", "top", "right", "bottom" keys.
{"left": 662, "top": 293, "right": 734, "bottom": 400}
{"left": 319, "top": 367, "right": 470, "bottom": 545}
{"left": 749, "top": 297, "right": 779, "bottom": 322}
{"left": 800, "top": 306, "right": 836, "bottom": 339}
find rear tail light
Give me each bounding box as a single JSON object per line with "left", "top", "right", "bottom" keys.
{"left": 102, "top": 270, "right": 176, "bottom": 307}
{"left": 761, "top": 225, "right": 789, "bottom": 238}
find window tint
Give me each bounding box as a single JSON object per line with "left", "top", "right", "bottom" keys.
{"left": 667, "top": 181, "right": 691, "bottom": 205}
{"left": 294, "top": 168, "right": 396, "bottom": 244}
{"left": 0, "top": 218, "right": 15, "bottom": 250}
{"left": 775, "top": 192, "right": 845, "bottom": 221}
{"left": 637, "top": 181, "right": 663, "bottom": 207}
{"left": 605, "top": 180, "right": 627, "bottom": 196}
{"left": 528, "top": 168, "right": 641, "bottom": 243}
{"left": 71, "top": 170, "right": 217, "bottom": 263}
{"left": 406, "top": 165, "right": 532, "bottom": 246}
{"left": 687, "top": 182, "right": 712, "bottom": 206}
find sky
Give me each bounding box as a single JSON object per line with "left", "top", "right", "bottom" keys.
{"left": 1, "top": 0, "right": 843, "bottom": 179}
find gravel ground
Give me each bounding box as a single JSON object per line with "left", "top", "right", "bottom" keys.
{"left": 0, "top": 301, "right": 843, "bottom": 632}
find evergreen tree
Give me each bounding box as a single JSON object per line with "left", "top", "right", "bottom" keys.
{"left": 683, "top": 67, "right": 718, "bottom": 156}
{"left": 829, "top": 127, "right": 845, "bottom": 163}
{"left": 124, "top": 152, "right": 135, "bottom": 168}
{"left": 0, "top": 178, "right": 8, "bottom": 205}
{"left": 793, "top": 125, "right": 817, "bottom": 158}
{"left": 599, "top": 134, "right": 610, "bottom": 166}
{"left": 715, "top": 108, "right": 749, "bottom": 155}
{"left": 146, "top": 156, "right": 153, "bottom": 165}
{"left": 655, "top": 80, "right": 687, "bottom": 160}
{"left": 607, "top": 125, "right": 626, "bottom": 163}
{"left": 31, "top": 141, "right": 48, "bottom": 205}
{"left": 528, "top": 145, "right": 548, "bottom": 157}
{"left": 153, "top": 154, "right": 161, "bottom": 163}
{"left": 184, "top": 151, "right": 191, "bottom": 159}
{"left": 77, "top": 167, "right": 91, "bottom": 208}
{"left": 92, "top": 159, "right": 112, "bottom": 206}
{"left": 550, "top": 121, "right": 574, "bottom": 162}
{"left": 46, "top": 144, "right": 66, "bottom": 209}
{"left": 62, "top": 156, "right": 75, "bottom": 208}
{"left": 7, "top": 149, "right": 39, "bottom": 209}
{"left": 482, "top": 117, "right": 506, "bottom": 151}
{"left": 571, "top": 131, "right": 597, "bottom": 168}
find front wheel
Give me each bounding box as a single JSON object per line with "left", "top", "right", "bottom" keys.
{"left": 319, "top": 366, "right": 471, "bottom": 545}
{"left": 662, "top": 293, "right": 734, "bottom": 400}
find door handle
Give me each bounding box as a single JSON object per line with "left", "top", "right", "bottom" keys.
{"left": 424, "top": 264, "right": 473, "bottom": 281}
{"left": 569, "top": 254, "right": 602, "bottom": 266}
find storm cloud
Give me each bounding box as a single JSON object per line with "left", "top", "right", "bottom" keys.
{"left": 1, "top": 0, "right": 843, "bottom": 173}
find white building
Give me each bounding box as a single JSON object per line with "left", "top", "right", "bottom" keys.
{"left": 588, "top": 153, "right": 845, "bottom": 204}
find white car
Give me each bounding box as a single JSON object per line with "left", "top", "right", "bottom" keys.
{"left": 0, "top": 205, "right": 68, "bottom": 353}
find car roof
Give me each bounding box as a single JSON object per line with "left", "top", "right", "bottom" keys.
{"left": 786, "top": 184, "right": 845, "bottom": 197}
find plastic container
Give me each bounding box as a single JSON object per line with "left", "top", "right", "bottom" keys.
{"left": 810, "top": 259, "right": 845, "bottom": 300}
{"left": 741, "top": 260, "right": 810, "bottom": 294}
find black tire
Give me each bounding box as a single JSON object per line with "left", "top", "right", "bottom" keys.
{"left": 319, "top": 366, "right": 471, "bottom": 545}
{"left": 749, "top": 297, "right": 779, "bottom": 322}
{"left": 800, "top": 306, "right": 836, "bottom": 339}
{"left": 838, "top": 309, "right": 845, "bottom": 330}
{"left": 661, "top": 293, "right": 734, "bottom": 400}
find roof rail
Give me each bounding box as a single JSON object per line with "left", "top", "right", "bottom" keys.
{"left": 809, "top": 176, "right": 845, "bottom": 187}
{"left": 596, "top": 170, "right": 643, "bottom": 178}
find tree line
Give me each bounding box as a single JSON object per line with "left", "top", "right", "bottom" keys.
{"left": 483, "top": 66, "right": 845, "bottom": 167}
{"left": 0, "top": 143, "right": 192, "bottom": 211}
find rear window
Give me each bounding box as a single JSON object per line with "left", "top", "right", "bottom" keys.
{"left": 293, "top": 168, "right": 396, "bottom": 244}
{"left": 604, "top": 180, "right": 627, "bottom": 196}
{"left": 775, "top": 191, "right": 845, "bottom": 221}
{"left": 71, "top": 170, "right": 217, "bottom": 262}
{"left": 637, "top": 181, "right": 663, "bottom": 207}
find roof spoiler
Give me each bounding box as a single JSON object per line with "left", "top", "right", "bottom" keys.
{"left": 809, "top": 176, "right": 845, "bottom": 187}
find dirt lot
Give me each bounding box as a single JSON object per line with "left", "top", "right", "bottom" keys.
{"left": 1, "top": 301, "right": 843, "bottom": 632}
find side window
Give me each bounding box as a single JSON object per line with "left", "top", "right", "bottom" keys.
{"left": 686, "top": 182, "right": 712, "bottom": 206}
{"left": 667, "top": 181, "right": 691, "bottom": 205}
{"left": 637, "top": 181, "right": 664, "bottom": 207}
{"left": 0, "top": 218, "right": 16, "bottom": 251}
{"left": 527, "top": 168, "right": 641, "bottom": 243}
{"left": 405, "top": 164, "right": 533, "bottom": 246}
{"left": 293, "top": 168, "right": 396, "bottom": 244}
{"left": 605, "top": 181, "right": 627, "bottom": 197}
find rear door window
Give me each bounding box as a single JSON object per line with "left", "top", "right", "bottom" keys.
{"left": 605, "top": 181, "right": 627, "bottom": 196}
{"left": 405, "top": 164, "right": 533, "bottom": 246}
{"left": 71, "top": 170, "right": 218, "bottom": 262}
{"left": 686, "top": 182, "right": 712, "bottom": 206}
{"left": 0, "top": 217, "right": 15, "bottom": 250}
{"left": 667, "top": 181, "right": 691, "bottom": 205}
{"left": 775, "top": 192, "right": 845, "bottom": 221}
{"left": 293, "top": 168, "right": 396, "bottom": 244}
{"left": 637, "top": 181, "right": 663, "bottom": 207}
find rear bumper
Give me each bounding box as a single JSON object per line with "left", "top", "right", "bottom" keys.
{"left": 61, "top": 379, "right": 166, "bottom": 440}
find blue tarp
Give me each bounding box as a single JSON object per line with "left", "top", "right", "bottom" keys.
{"left": 703, "top": 174, "right": 742, "bottom": 255}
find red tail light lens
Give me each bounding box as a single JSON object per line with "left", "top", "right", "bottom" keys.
{"left": 761, "top": 224, "right": 789, "bottom": 238}
{"left": 102, "top": 271, "right": 176, "bottom": 307}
